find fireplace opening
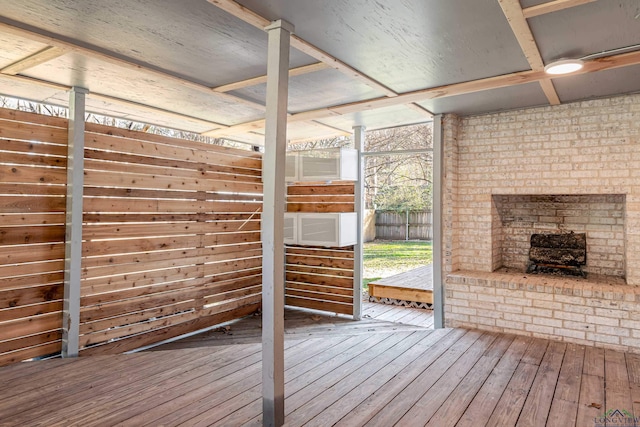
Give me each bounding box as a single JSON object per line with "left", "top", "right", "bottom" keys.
{"left": 527, "top": 232, "right": 587, "bottom": 277}
{"left": 491, "top": 194, "right": 626, "bottom": 281}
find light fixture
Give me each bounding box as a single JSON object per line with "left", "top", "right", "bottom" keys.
{"left": 544, "top": 58, "right": 584, "bottom": 75}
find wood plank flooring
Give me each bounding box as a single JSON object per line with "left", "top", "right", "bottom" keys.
{"left": 1, "top": 305, "right": 637, "bottom": 426}
{"left": 368, "top": 265, "right": 433, "bottom": 304}
{"left": 147, "top": 302, "right": 433, "bottom": 350}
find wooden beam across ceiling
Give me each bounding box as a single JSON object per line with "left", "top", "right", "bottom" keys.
{"left": 213, "top": 62, "right": 329, "bottom": 93}
{"left": 0, "top": 21, "right": 267, "bottom": 112}
{"left": 207, "top": 0, "right": 398, "bottom": 98}
{"left": 204, "top": 49, "right": 640, "bottom": 137}
{"left": 522, "top": 0, "right": 598, "bottom": 19}
{"left": 207, "top": 0, "right": 433, "bottom": 125}
{"left": 0, "top": 45, "right": 67, "bottom": 75}
{"left": 498, "top": 0, "right": 561, "bottom": 105}
{"left": 0, "top": 73, "right": 230, "bottom": 131}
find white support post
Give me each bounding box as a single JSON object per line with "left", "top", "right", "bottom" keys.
{"left": 62, "top": 86, "right": 88, "bottom": 357}
{"left": 262, "top": 19, "right": 293, "bottom": 427}
{"left": 352, "top": 125, "right": 365, "bottom": 321}
{"left": 432, "top": 115, "right": 445, "bottom": 329}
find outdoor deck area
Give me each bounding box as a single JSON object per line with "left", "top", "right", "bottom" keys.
{"left": 368, "top": 265, "right": 434, "bottom": 305}
{"left": 1, "top": 303, "right": 635, "bottom": 426}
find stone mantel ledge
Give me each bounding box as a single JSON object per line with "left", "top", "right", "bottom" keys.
{"left": 447, "top": 269, "right": 636, "bottom": 302}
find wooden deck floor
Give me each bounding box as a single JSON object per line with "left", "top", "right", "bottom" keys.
{"left": 1, "top": 306, "right": 637, "bottom": 426}
{"left": 368, "top": 265, "right": 433, "bottom": 304}
{"left": 151, "top": 302, "right": 433, "bottom": 350}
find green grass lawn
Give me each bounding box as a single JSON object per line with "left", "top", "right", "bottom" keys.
{"left": 363, "top": 240, "right": 432, "bottom": 290}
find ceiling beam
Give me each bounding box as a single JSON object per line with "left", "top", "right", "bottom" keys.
{"left": 498, "top": 0, "right": 561, "bottom": 105}
{"left": 203, "top": 49, "right": 640, "bottom": 137}
{"left": 0, "top": 46, "right": 67, "bottom": 75}
{"left": 523, "top": 0, "right": 598, "bottom": 19}
{"left": 207, "top": 0, "right": 398, "bottom": 97}
{"left": 213, "top": 62, "right": 329, "bottom": 93}
{"left": 0, "top": 73, "right": 229, "bottom": 131}
{"left": 0, "top": 21, "right": 266, "bottom": 112}
{"left": 406, "top": 103, "right": 435, "bottom": 118}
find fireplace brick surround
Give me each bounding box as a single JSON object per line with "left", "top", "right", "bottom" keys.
{"left": 442, "top": 93, "right": 640, "bottom": 352}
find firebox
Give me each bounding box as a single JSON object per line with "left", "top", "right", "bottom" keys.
{"left": 527, "top": 232, "right": 587, "bottom": 277}
{"left": 492, "top": 194, "right": 626, "bottom": 279}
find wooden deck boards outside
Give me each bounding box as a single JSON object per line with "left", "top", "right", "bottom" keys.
{"left": 368, "top": 265, "right": 434, "bottom": 304}
{"left": 1, "top": 305, "right": 636, "bottom": 426}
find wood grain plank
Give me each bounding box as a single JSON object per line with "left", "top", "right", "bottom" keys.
{"left": 605, "top": 349, "right": 634, "bottom": 418}
{"left": 305, "top": 329, "right": 451, "bottom": 427}
{"left": 79, "top": 302, "right": 260, "bottom": 356}
{"left": 0, "top": 283, "right": 63, "bottom": 308}
{"left": 287, "top": 202, "right": 354, "bottom": 213}
{"left": 0, "top": 341, "right": 61, "bottom": 367}
{"left": 547, "top": 343, "right": 585, "bottom": 427}
{"left": 211, "top": 332, "right": 405, "bottom": 427}
{"left": 0, "top": 137, "right": 66, "bottom": 156}
{"left": 0, "top": 165, "right": 67, "bottom": 185}
{"left": 0, "top": 108, "right": 68, "bottom": 128}
{"left": 423, "top": 334, "right": 515, "bottom": 426}
{"left": 84, "top": 122, "right": 261, "bottom": 160}
{"left": 457, "top": 335, "right": 533, "bottom": 427}
{"left": 285, "top": 263, "right": 353, "bottom": 278}
{"left": 287, "top": 331, "right": 436, "bottom": 425}
{"left": 0, "top": 195, "right": 66, "bottom": 213}
{"left": 285, "top": 272, "right": 353, "bottom": 288}
{"left": 137, "top": 335, "right": 368, "bottom": 427}
{"left": 514, "top": 341, "right": 566, "bottom": 427}
{"left": 0, "top": 119, "right": 67, "bottom": 144}
{"left": 284, "top": 297, "right": 352, "bottom": 315}
{"left": 85, "top": 132, "right": 261, "bottom": 170}
{"left": 350, "top": 330, "right": 483, "bottom": 426}
{"left": 394, "top": 333, "right": 499, "bottom": 425}
{"left": 287, "top": 184, "right": 355, "bottom": 196}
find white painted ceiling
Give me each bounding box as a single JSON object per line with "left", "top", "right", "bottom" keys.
{"left": 0, "top": 0, "right": 638, "bottom": 144}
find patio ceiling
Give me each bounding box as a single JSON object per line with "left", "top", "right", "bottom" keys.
{"left": 0, "top": 0, "right": 639, "bottom": 145}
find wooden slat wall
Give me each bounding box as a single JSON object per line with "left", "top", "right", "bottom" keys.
{"left": 79, "top": 124, "right": 263, "bottom": 355}
{"left": 285, "top": 182, "right": 355, "bottom": 315}
{"left": 0, "top": 109, "right": 68, "bottom": 366}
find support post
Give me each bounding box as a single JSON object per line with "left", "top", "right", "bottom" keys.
{"left": 432, "top": 115, "right": 445, "bottom": 328}
{"left": 406, "top": 209, "right": 410, "bottom": 241}
{"left": 353, "top": 125, "right": 366, "bottom": 321}
{"left": 262, "top": 19, "right": 293, "bottom": 427}
{"left": 62, "top": 87, "right": 88, "bottom": 357}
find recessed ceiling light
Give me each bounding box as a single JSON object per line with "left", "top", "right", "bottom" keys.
{"left": 544, "top": 59, "right": 584, "bottom": 75}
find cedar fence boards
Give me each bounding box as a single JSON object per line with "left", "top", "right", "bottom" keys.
{"left": 285, "top": 182, "right": 356, "bottom": 315}
{"left": 0, "top": 107, "right": 360, "bottom": 365}
{"left": 0, "top": 108, "right": 264, "bottom": 364}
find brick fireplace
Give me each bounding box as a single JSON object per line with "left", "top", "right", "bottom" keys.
{"left": 442, "top": 93, "right": 640, "bottom": 352}
{"left": 492, "top": 194, "right": 626, "bottom": 278}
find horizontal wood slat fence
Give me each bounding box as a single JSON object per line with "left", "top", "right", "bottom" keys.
{"left": 79, "top": 124, "right": 263, "bottom": 355}
{"left": 285, "top": 182, "right": 355, "bottom": 315}
{"left": 0, "top": 109, "right": 68, "bottom": 366}
{"left": 375, "top": 210, "right": 433, "bottom": 240}
{"left": 0, "top": 108, "right": 264, "bottom": 364}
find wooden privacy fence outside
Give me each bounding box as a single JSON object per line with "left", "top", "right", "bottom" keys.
{"left": 0, "top": 109, "right": 68, "bottom": 366}
{"left": 375, "top": 210, "right": 433, "bottom": 240}
{"left": 285, "top": 182, "right": 355, "bottom": 315}
{"left": 0, "top": 107, "right": 264, "bottom": 364}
